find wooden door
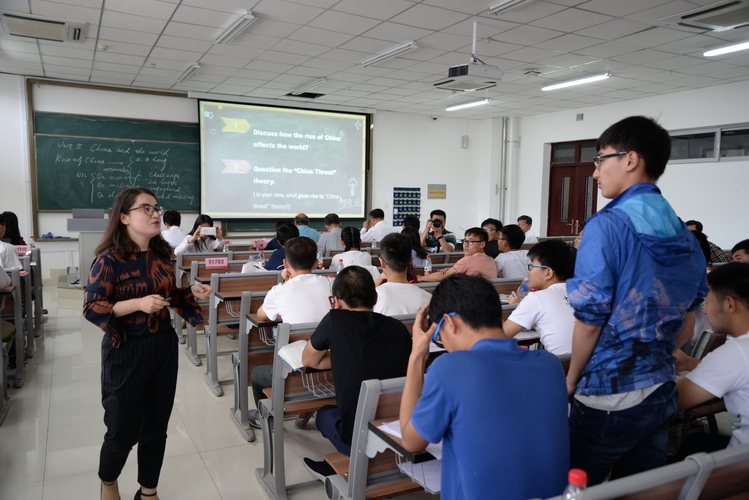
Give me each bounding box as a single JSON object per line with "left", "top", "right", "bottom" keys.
{"left": 547, "top": 141, "right": 597, "bottom": 237}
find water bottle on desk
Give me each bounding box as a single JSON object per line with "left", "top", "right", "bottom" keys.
{"left": 563, "top": 469, "right": 588, "bottom": 500}
{"left": 316, "top": 250, "right": 324, "bottom": 269}
{"left": 371, "top": 239, "right": 377, "bottom": 249}
{"left": 258, "top": 251, "right": 265, "bottom": 267}
{"left": 424, "top": 255, "right": 432, "bottom": 275}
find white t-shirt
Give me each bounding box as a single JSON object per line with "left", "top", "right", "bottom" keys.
{"left": 262, "top": 273, "right": 333, "bottom": 324}
{"left": 374, "top": 282, "right": 431, "bottom": 316}
{"left": 174, "top": 234, "right": 222, "bottom": 255}
{"left": 523, "top": 229, "right": 538, "bottom": 244}
{"left": 161, "top": 226, "right": 186, "bottom": 248}
{"left": 506, "top": 283, "right": 575, "bottom": 355}
{"left": 360, "top": 220, "right": 395, "bottom": 242}
{"left": 0, "top": 240, "right": 22, "bottom": 270}
{"left": 686, "top": 333, "right": 749, "bottom": 448}
{"left": 331, "top": 250, "right": 372, "bottom": 268}
{"left": 495, "top": 249, "right": 529, "bottom": 279}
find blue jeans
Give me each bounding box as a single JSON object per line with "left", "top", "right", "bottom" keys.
{"left": 569, "top": 381, "right": 678, "bottom": 486}
{"left": 316, "top": 405, "right": 351, "bottom": 456}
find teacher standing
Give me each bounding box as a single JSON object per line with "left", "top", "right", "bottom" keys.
{"left": 83, "top": 187, "right": 211, "bottom": 500}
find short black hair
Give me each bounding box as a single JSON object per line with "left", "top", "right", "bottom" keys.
{"left": 527, "top": 240, "right": 576, "bottom": 281}
{"left": 517, "top": 215, "right": 532, "bottom": 226}
{"left": 402, "top": 215, "right": 420, "bottom": 230}
{"left": 685, "top": 220, "right": 703, "bottom": 232}
{"left": 464, "top": 227, "right": 488, "bottom": 243}
{"left": 430, "top": 209, "right": 446, "bottom": 219}
{"left": 690, "top": 230, "right": 711, "bottom": 264}
{"left": 368, "top": 208, "right": 385, "bottom": 220}
{"left": 163, "top": 210, "right": 181, "bottom": 226}
{"left": 0, "top": 213, "right": 5, "bottom": 227}
{"left": 707, "top": 262, "right": 749, "bottom": 310}
{"left": 341, "top": 226, "right": 361, "bottom": 251}
{"left": 283, "top": 236, "right": 317, "bottom": 270}
{"left": 732, "top": 239, "right": 749, "bottom": 255}
{"left": 596, "top": 116, "right": 671, "bottom": 180}
{"left": 295, "top": 214, "right": 310, "bottom": 225}
{"left": 324, "top": 213, "right": 340, "bottom": 226}
{"left": 333, "top": 266, "right": 377, "bottom": 309}
{"left": 481, "top": 218, "right": 502, "bottom": 231}
{"left": 275, "top": 219, "right": 293, "bottom": 229}
{"left": 379, "top": 233, "right": 411, "bottom": 273}
{"left": 276, "top": 223, "right": 299, "bottom": 246}
{"left": 500, "top": 224, "right": 525, "bottom": 250}
{"left": 430, "top": 274, "right": 503, "bottom": 330}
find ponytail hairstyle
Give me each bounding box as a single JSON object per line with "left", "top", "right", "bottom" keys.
{"left": 341, "top": 226, "right": 361, "bottom": 251}
{"left": 189, "top": 214, "right": 215, "bottom": 252}
{"left": 95, "top": 187, "right": 172, "bottom": 260}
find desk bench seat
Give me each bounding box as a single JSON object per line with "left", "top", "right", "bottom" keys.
{"left": 324, "top": 451, "right": 422, "bottom": 500}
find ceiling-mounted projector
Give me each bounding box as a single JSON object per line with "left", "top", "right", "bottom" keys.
{"left": 433, "top": 63, "right": 503, "bottom": 92}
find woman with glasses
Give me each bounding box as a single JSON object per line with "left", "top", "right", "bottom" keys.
{"left": 174, "top": 213, "right": 223, "bottom": 254}
{"left": 83, "top": 188, "right": 212, "bottom": 500}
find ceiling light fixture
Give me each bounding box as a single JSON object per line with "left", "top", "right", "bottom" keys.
{"left": 291, "top": 78, "right": 327, "bottom": 95}
{"left": 446, "top": 98, "right": 492, "bottom": 111}
{"left": 361, "top": 41, "right": 418, "bottom": 67}
{"left": 215, "top": 10, "right": 256, "bottom": 45}
{"left": 541, "top": 73, "right": 610, "bottom": 91}
{"left": 488, "top": 0, "right": 534, "bottom": 16}
{"left": 178, "top": 63, "right": 201, "bottom": 84}
{"left": 704, "top": 40, "right": 749, "bottom": 57}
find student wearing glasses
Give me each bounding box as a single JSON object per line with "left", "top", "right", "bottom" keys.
{"left": 503, "top": 240, "right": 577, "bottom": 355}
{"left": 400, "top": 274, "right": 569, "bottom": 499}
{"left": 419, "top": 228, "right": 497, "bottom": 282}
{"left": 481, "top": 217, "right": 502, "bottom": 258}
{"left": 83, "top": 188, "right": 212, "bottom": 500}
{"left": 566, "top": 116, "right": 707, "bottom": 485}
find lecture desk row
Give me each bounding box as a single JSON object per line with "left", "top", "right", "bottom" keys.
{"left": 1, "top": 248, "right": 45, "bottom": 426}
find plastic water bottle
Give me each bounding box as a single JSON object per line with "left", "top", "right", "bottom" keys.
{"left": 371, "top": 239, "right": 378, "bottom": 249}
{"left": 518, "top": 276, "right": 530, "bottom": 298}
{"left": 29, "top": 236, "right": 35, "bottom": 248}
{"left": 424, "top": 255, "right": 432, "bottom": 275}
{"left": 334, "top": 257, "right": 344, "bottom": 273}
{"left": 316, "top": 250, "right": 324, "bottom": 269}
{"left": 563, "top": 469, "right": 588, "bottom": 500}
{"left": 258, "top": 251, "right": 265, "bottom": 266}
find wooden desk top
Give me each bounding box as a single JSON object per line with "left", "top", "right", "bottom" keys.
{"left": 246, "top": 312, "right": 279, "bottom": 329}
{"left": 368, "top": 418, "right": 436, "bottom": 464}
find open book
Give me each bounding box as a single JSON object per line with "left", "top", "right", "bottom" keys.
{"left": 278, "top": 339, "right": 308, "bottom": 371}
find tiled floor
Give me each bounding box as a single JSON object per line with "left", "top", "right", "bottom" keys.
{"left": 0, "top": 287, "right": 434, "bottom": 500}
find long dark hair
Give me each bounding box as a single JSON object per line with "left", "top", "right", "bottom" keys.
{"left": 1, "top": 211, "right": 26, "bottom": 245}
{"left": 402, "top": 226, "right": 427, "bottom": 260}
{"left": 189, "top": 214, "right": 216, "bottom": 252}
{"left": 95, "top": 187, "right": 172, "bottom": 260}
{"left": 341, "top": 226, "right": 361, "bottom": 251}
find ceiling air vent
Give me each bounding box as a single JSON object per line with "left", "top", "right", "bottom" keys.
{"left": 659, "top": 0, "right": 749, "bottom": 31}
{"left": 1, "top": 12, "right": 88, "bottom": 42}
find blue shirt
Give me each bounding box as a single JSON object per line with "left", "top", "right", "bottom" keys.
{"left": 297, "top": 225, "right": 320, "bottom": 242}
{"left": 567, "top": 183, "right": 708, "bottom": 396}
{"left": 411, "top": 338, "right": 569, "bottom": 500}
{"left": 264, "top": 247, "right": 285, "bottom": 271}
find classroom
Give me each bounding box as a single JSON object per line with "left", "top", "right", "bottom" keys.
{"left": 1, "top": 0, "right": 749, "bottom": 498}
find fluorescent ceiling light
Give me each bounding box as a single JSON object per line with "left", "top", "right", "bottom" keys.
{"left": 488, "top": 0, "right": 533, "bottom": 15}
{"left": 291, "top": 78, "right": 327, "bottom": 95}
{"left": 541, "top": 73, "right": 610, "bottom": 91}
{"left": 361, "top": 41, "right": 418, "bottom": 67}
{"left": 215, "top": 10, "right": 256, "bottom": 45}
{"left": 178, "top": 63, "right": 201, "bottom": 84}
{"left": 704, "top": 40, "right": 749, "bottom": 57}
{"left": 446, "top": 98, "right": 492, "bottom": 111}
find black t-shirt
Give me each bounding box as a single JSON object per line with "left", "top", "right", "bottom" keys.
{"left": 310, "top": 309, "right": 412, "bottom": 444}
{"left": 485, "top": 240, "right": 500, "bottom": 259}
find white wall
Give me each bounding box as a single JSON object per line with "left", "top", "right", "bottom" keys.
{"left": 514, "top": 80, "right": 749, "bottom": 248}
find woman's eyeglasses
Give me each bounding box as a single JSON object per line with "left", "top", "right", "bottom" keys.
{"left": 128, "top": 204, "right": 163, "bottom": 216}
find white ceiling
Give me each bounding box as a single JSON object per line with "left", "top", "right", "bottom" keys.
{"left": 2, "top": 0, "right": 749, "bottom": 118}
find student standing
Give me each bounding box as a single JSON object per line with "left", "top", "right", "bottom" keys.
{"left": 83, "top": 188, "right": 211, "bottom": 500}
{"left": 566, "top": 116, "right": 707, "bottom": 484}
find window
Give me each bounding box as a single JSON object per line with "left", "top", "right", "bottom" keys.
{"left": 721, "top": 128, "right": 749, "bottom": 158}
{"left": 670, "top": 124, "right": 749, "bottom": 163}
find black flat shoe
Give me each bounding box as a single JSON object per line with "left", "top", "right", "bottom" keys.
{"left": 134, "top": 489, "right": 157, "bottom": 500}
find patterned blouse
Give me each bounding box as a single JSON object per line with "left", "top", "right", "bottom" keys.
{"left": 83, "top": 249, "right": 203, "bottom": 346}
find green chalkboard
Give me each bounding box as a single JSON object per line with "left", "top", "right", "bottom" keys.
{"left": 33, "top": 113, "right": 200, "bottom": 212}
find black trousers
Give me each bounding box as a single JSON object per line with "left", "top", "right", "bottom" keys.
{"left": 99, "top": 329, "right": 178, "bottom": 488}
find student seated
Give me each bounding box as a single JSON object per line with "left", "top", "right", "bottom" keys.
{"left": 373, "top": 233, "right": 431, "bottom": 315}
{"left": 1, "top": 211, "right": 26, "bottom": 245}
{"left": 732, "top": 239, "right": 749, "bottom": 263}
{"left": 295, "top": 213, "right": 320, "bottom": 242}
{"left": 174, "top": 214, "right": 223, "bottom": 254}
{"left": 248, "top": 236, "right": 334, "bottom": 429}
{"left": 686, "top": 220, "right": 730, "bottom": 264}
{"left": 481, "top": 217, "right": 502, "bottom": 259}
{"left": 160, "top": 210, "right": 186, "bottom": 249}
{"left": 517, "top": 215, "right": 538, "bottom": 244}
{"left": 674, "top": 262, "right": 749, "bottom": 449}
{"left": 300, "top": 266, "right": 412, "bottom": 480}
{"left": 360, "top": 208, "right": 395, "bottom": 243}
{"left": 400, "top": 274, "right": 569, "bottom": 499}
{"left": 0, "top": 213, "right": 23, "bottom": 270}
{"left": 317, "top": 213, "right": 343, "bottom": 256}
{"left": 420, "top": 227, "right": 497, "bottom": 282}
{"left": 264, "top": 223, "right": 299, "bottom": 271}
{"left": 503, "top": 240, "right": 577, "bottom": 355}
{"left": 494, "top": 224, "right": 529, "bottom": 278}
{"left": 421, "top": 209, "right": 457, "bottom": 254}
{"left": 332, "top": 227, "right": 381, "bottom": 281}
